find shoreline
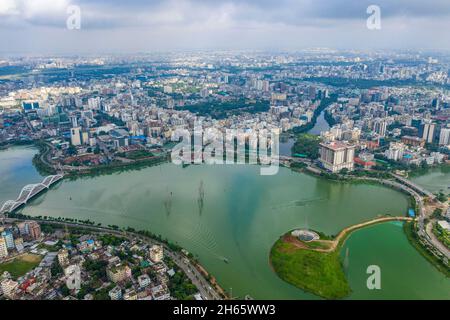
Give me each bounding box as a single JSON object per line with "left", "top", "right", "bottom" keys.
{"left": 269, "top": 217, "right": 413, "bottom": 300}
{"left": 4, "top": 214, "right": 228, "bottom": 300}
{"left": 2, "top": 143, "right": 448, "bottom": 298}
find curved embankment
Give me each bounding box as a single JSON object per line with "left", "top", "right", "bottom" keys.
{"left": 312, "top": 216, "right": 413, "bottom": 252}
{"left": 270, "top": 216, "right": 413, "bottom": 299}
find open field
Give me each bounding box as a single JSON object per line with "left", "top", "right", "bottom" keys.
{"left": 0, "top": 254, "right": 42, "bottom": 279}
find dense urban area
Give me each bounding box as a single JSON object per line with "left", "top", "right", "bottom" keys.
{"left": 0, "top": 50, "right": 449, "bottom": 300}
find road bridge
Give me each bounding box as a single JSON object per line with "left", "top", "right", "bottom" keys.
{"left": 0, "top": 174, "right": 64, "bottom": 214}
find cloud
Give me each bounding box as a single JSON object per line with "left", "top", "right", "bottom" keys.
{"left": 0, "top": 0, "right": 449, "bottom": 53}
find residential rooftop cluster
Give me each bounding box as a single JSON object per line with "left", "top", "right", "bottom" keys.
{"left": 0, "top": 220, "right": 203, "bottom": 300}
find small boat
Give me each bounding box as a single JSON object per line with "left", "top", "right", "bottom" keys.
{"left": 222, "top": 257, "right": 229, "bottom": 264}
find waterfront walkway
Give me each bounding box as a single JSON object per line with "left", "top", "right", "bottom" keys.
{"left": 312, "top": 216, "right": 413, "bottom": 253}
{"left": 282, "top": 156, "right": 449, "bottom": 260}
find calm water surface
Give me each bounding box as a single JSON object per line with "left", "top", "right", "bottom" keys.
{"left": 1, "top": 146, "right": 449, "bottom": 299}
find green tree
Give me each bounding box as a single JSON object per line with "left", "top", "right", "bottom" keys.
{"left": 292, "top": 134, "right": 321, "bottom": 159}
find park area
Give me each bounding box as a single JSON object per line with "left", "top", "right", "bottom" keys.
{"left": 270, "top": 234, "right": 351, "bottom": 299}
{"left": 0, "top": 254, "right": 42, "bottom": 279}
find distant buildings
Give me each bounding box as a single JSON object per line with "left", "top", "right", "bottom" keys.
{"left": 439, "top": 127, "right": 450, "bottom": 146}
{"left": 385, "top": 142, "right": 406, "bottom": 161}
{"left": 319, "top": 141, "right": 355, "bottom": 173}
{"left": 373, "top": 118, "right": 387, "bottom": 137}
{"left": 421, "top": 122, "right": 435, "bottom": 144}
{"left": 401, "top": 135, "right": 425, "bottom": 147}
{"left": 70, "top": 127, "right": 89, "bottom": 146}
{"left": 1, "top": 230, "right": 14, "bottom": 249}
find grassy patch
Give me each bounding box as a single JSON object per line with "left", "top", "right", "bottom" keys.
{"left": 0, "top": 254, "right": 42, "bottom": 279}
{"left": 270, "top": 238, "right": 351, "bottom": 299}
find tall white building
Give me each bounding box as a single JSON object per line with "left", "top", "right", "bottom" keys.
{"left": 373, "top": 119, "right": 387, "bottom": 137}
{"left": 70, "top": 127, "right": 82, "bottom": 146}
{"left": 385, "top": 142, "right": 405, "bottom": 161}
{"left": 0, "top": 238, "right": 8, "bottom": 258}
{"left": 439, "top": 127, "right": 450, "bottom": 146}
{"left": 87, "top": 97, "right": 101, "bottom": 110}
{"left": 319, "top": 141, "right": 355, "bottom": 173}
{"left": 422, "top": 122, "right": 435, "bottom": 144}
{"left": 70, "top": 127, "right": 88, "bottom": 146}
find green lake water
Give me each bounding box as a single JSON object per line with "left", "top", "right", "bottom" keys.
{"left": 1, "top": 146, "right": 449, "bottom": 299}
{"left": 410, "top": 166, "right": 450, "bottom": 194}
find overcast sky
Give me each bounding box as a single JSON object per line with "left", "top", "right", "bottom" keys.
{"left": 1, "top": 0, "right": 450, "bottom": 54}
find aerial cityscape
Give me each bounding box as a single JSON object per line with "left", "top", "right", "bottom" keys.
{"left": 0, "top": 0, "right": 449, "bottom": 309}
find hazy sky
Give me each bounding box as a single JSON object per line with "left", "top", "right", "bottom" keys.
{"left": 1, "top": 0, "right": 450, "bottom": 54}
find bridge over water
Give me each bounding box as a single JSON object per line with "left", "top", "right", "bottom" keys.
{"left": 0, "top": 174, "right": 64, "bottom": 214}
{"left": 391, "top": 173, "right": 436, "bottom": 200}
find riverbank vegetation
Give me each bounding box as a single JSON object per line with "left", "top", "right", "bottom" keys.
{"left": 32, "top": 140, "right": 57, "bottom": 175}
{"left": 64, "top": 155, "right": 169, "bottom": 180}
{"left": 291, "top": 133, "right": 321, "bottom": 159}
{"left": 291, "top": 94, "right": 337, "bottom": 134}
{"left": 179, "top": 98, "right": 269, "bottom": 119}
{"left": 403, "top": 221, "right": 450, "bottom": 277}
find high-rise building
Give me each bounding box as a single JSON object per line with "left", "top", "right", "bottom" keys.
{"left": 28, "top": 221, "right": 41, "bottom": 240}
{"left": 308, "top": 86, "right": 316, "bottom": 99}
{"left": 439, "top": 127, "right": 450, "bottom": 146}
{"left": 385, "top": 142, "right": 405, "bottom": 161}
{"left": 1, "top": 230, "right": 14, "bottom": 249}
{"left": 17, "top": 222, "right": 29, "bottom": 236}
{"left": 200, "top": 87, "right": 209, "bottom": 98}
{"left": 432, "top": 98, "right": 440, "bottom": 110}
{"left": 70, "top": 127, "right": 82, "bottom": 146}
{"left": 319, "top": 141, "right": 355, "bottom": 173}
{"left": 0, "top": 238, "right": 8, "bottom": 258}
{"left": 14, "top": 238, "right": 24, "bottom": 253}
{"left": 421, "top": 122, "right": 435, "bottom": 144}
{"left": 70, "top": 115, "right": 78, "bottom": 128}
{"left": 70, "top": 127, "right": 88, "bottom": 146}
{"left": 373, "top": 119, "right": 387, "bottom": 137}
{"left": 87, "top": 97, "right": 101, "bottom": 110}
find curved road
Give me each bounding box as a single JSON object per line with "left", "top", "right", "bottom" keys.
{"left": 5, "top": 218, "right": 223, "bottom": 300}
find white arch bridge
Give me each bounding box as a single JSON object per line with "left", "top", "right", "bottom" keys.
{"left": 0, "top": 174, "right": 64, "bottom": 214}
